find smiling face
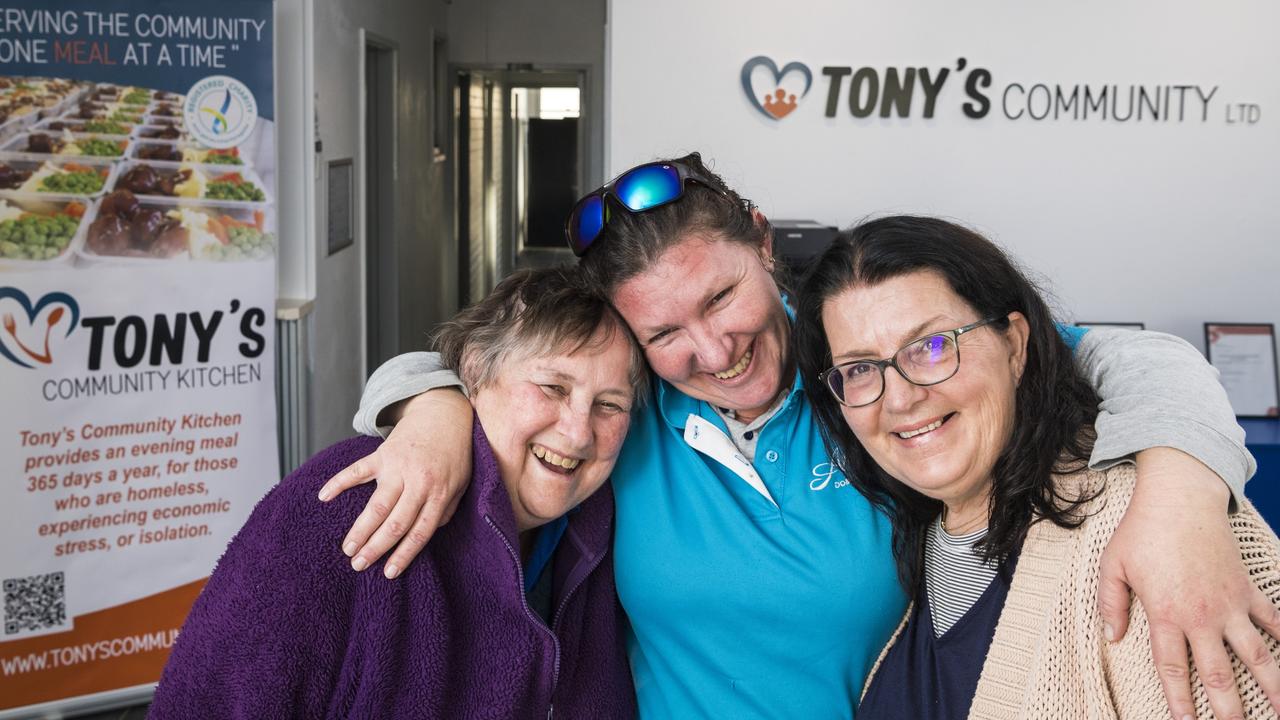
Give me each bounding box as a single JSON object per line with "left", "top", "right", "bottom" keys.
{"left": 470, "top": 325, "right": 636, "bottom": 532}
{"left": 820, "top": 270, "right": 1029, "bottom": 519}
{"left": 609, "top": 232, "right": 791, "bottom": 422}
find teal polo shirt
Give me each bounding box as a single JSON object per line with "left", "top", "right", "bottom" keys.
{"left": 611, "top": 368, "right": 906, "bottom": 718}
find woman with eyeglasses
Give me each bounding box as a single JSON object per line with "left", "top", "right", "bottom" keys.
{"left": 794, "top": 215, "right": 1280, "bottom": 719}
{"left": 321, "top": 153, "right": 1270, "bottom": 718}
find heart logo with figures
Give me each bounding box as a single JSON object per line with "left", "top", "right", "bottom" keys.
{"left": 0, "top": 288, "right": 80, "bottom": 369}
{"left": 741, "top": 56, "right": 813, "bottom": 120}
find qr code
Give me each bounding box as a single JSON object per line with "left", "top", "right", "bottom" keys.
{"left": 4, "top": 572, "right": 66, "bottom": 635}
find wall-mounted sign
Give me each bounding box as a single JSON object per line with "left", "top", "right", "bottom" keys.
{"left": 739, "top": 55, "right": 1260, "bottom": 126}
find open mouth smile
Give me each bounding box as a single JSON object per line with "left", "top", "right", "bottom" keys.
{"left": 531, "top": 444, "right": 582, "bottom": 475}
{"left": 893, "top": 413, "right": 955, "bottom": 440}
{"left": 712, "top": 344, "right": 754, "bottom": 381}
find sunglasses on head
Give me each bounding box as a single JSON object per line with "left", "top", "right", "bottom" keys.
{"left": 565, "top": 160, "right": 726, "bottom": 257}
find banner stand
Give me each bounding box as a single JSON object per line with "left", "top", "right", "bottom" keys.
{"left": 0, "top": 2, "right": 279, "bottom": 716}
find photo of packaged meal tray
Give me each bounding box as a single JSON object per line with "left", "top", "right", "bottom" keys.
{"left": 0, "top": 196, "right": 91, "bottom": 267}
{"left": 83, "top": 190, "right": 274, "bottom": 262}
{"left": 149, "top": 102, "right": 180, "bottom": 118}
{"left": 0, "top": 108, "right": 35, "bottom": 141}
{"left": 0, "top": 96, "right": 44, "bottom": 125}
{"left": 130, "top": 141, "right": 245, "bottom": 166}
{"left": 119, "top": 87, "right": 153, "bottom": 107}
{"left": 3, "top": 131, "right": 130, "bottom": 158}
{"left": 0, "top": 79, "right": 87, "bottom": 138}
{"left": 66, "top": 100, "right": 144, "bottom": 125}
{"left": 113, "top": 161, "right": 268, "bottom": 204}
{"left": 0, "top": 156, "right": 116, "bottom": 198}
{"left": 134, "top": 124, "right": 187, "bottom": 141}
{"left": 36, "top": 117, "right": 137, "bottom": 136}
{"left": 145, "top": 115, "right": 184, "bottom": 129}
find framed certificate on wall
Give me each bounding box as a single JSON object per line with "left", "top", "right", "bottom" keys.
{"left": 1075, "top": 322, "right": 1145, "bottom": 330}
{"left": 1205, "top": 323, "right": 1279, "bottom": 418}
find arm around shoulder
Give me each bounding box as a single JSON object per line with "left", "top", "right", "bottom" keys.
{"left": 1074, "top": 327, "right": 1255, "bottom": 503}
{"left": 354, "top": 352, "right": 465, "bottom": 437}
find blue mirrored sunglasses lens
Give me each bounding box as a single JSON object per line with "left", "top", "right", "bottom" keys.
{"left": 615, "top": 164, "right": 681, "bottom": 212}
{"left": 571, "top": 195, "right": 605, "bottom": 252}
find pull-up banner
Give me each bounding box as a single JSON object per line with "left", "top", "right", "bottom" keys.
{"left": 0, "top": 1, "right": 277, "bottom": 716}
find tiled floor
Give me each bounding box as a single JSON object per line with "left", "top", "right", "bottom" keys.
{"left": 74, "top": 704, "right": 149, "bottom": 720}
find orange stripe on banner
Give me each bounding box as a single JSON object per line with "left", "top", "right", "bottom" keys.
{"left": 0, "top": 578, "right": 207, "bottom": 711}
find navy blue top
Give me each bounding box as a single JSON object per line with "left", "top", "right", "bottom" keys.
{"left": 856, "top": 560, "right": 1015, "bottom": 720}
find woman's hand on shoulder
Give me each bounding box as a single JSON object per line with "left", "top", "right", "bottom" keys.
{"left": 1098, "top": 447, "right": 1280, "bottom": 720}
{"left": 318, "top": 389, "right": 475, "bottom": 579}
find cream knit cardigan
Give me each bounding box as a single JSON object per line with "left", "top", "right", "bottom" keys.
{"left": 863, "top": 463, "right": 1280, "bottom": 719}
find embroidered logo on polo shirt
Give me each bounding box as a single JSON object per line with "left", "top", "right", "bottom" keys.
{"left": 810, "top": 462, "right": 850, "bottom": 491}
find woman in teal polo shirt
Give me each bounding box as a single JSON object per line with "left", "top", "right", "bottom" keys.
{"left": 322, "top": 153, "right": 1269, "bottom": 719}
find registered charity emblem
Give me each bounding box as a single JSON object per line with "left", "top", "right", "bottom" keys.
{"left": 741, "top": 56, "right": 812, "bottom": 120}
{"left": 185, "top": 75, "right": 258, "bottom": 149}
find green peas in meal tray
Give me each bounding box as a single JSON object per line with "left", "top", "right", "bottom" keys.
{"left": 39, "top": 166, "right": 106, "bottom": 194}
{"left": 198, "top": 210, "right": 274, "bottom": 261}
{"left": 0, "top": 209, "right": 82, "bottom": 261}
{"left": 79, "top": 138, "right": 126, "bottom": 157}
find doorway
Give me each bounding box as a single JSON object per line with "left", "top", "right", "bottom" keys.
{"left": 455, "top": 69, "right": 590, "bottom": 305}
{"left": 363, "top": 38, "right": 397, "bottom": 375}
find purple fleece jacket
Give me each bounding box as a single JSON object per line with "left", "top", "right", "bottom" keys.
{"left": 149, "top": 426, "right": 635, "bottom": 720}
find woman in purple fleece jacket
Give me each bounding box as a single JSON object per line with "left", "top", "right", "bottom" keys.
{"left": 150, "top": 268, "right": 644, "bottom": 720}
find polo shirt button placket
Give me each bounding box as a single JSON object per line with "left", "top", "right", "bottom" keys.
{"left": 765, "top": 450, "right": 779, "bottom": 463}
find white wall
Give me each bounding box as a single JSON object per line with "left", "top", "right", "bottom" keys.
{"left": 607, "top": 0, "right": 1280, "bottom": 348}
{"left": 275, "top": 0, "right": 454, "bottom": 450}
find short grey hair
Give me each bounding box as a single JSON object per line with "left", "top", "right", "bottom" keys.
{"left": 433, "top": 267, "right": 648, "bottom": 403}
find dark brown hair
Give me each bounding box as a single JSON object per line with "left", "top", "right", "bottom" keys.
{"left": 577, "top": 152, "right": 776, "bottom": 300}
{"left": 793, "top": 215, "right": 1100, "bottom": 593}
{"left": 434, "top": 267, "right": 648, "bottom": 401}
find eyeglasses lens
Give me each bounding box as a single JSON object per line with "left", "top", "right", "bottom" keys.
{"left": 902, "top": 335, "right": 956, "bottom": 382}
{"left": 832, "top": 362, "right": 878, "bottom": 406}
{"left": 827, "top": 334, "right": 959, "bottom": 406}
{"left": 571, "top": 194, "right": 606, "bottom": 252}
{"left": 614, "top": 164, "right": 682, "bottom": 212}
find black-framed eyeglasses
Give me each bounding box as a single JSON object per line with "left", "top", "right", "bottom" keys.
{"left": 564, "top": 160, "right": 726, "bottom": 257}
{"left": 819, "top": 317, "right": 1004, "bottom": 408}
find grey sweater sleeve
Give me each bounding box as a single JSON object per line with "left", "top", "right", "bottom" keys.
{"left": 1075, "top": 328, "right": 1255, "bottom": 507}
{"left": 352, "top": 352, "right": 464, "bottom": 438}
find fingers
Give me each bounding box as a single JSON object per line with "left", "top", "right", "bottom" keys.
{"left": 1097, "top": 550, "right": 1133, "bottom": 643}
{"left": 318, "top": 457, "right": 379, "bottom": 502}
{"left": 348, "top": 483, "right": 424, "bottom": 573}
{"left": 382, "top": 498, "right": 450, "bottom": 580}
{"left": 1187, "top": 625, "right": 1245, "bottom": 720}
{"left": 1149, "top": 622, "right": 1196, "bottom": 720}
{"left": 1249, "top": 588, "right": 1280, "bottom": 643}
{"left": 340, "top": 482, "right": 403, "bottom": 565}
{"left": 440, "top": 492, "right": 463, "bottom": 526}
{"left": 1237, "top": 590, "right": 1280, "bottom": 714}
